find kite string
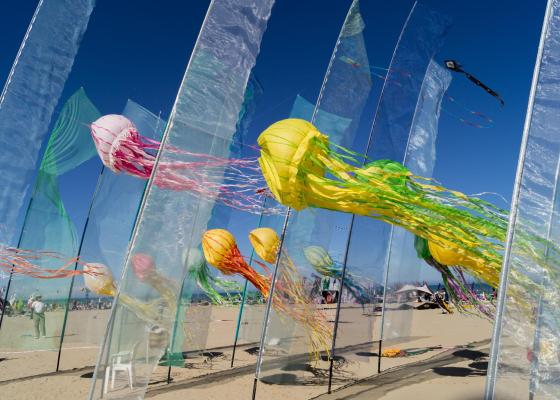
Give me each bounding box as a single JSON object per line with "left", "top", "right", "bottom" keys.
{"left": 339, "top": 59, "right": 495, "bottom": 128}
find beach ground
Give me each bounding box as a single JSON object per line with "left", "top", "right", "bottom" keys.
{"left": 0, "top": 306, "right": 492, "bottom": 400}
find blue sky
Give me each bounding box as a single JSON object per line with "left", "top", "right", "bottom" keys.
{"left": 0, "top": 0, "right": 548, "bottom": 289}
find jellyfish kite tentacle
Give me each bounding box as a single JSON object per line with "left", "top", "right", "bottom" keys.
{"left": 248, "top": 228, "right": 333, "bottom": 361}
{"left": 303, "top": 246, "right": 368, "bottom": 304}
{"left": 183, "top": 247, "right": 241, "bottom": 305}
{"left": 273, "top": 252, "right": 332, "bottom": 360}
{"left": 90, "top": 115, "right": 282, "bottom": 215}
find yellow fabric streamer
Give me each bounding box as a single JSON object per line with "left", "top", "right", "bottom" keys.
{"left": 249, "top": 228, "right": 332, "bottom": 360}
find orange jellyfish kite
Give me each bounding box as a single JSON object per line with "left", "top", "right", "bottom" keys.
{"left": 202, "top": 228, "right": 331, "bottom": 360}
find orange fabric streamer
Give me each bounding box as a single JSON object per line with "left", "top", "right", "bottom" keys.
{"left": 202, "top": 229, "right": 270, "bottom": 297}
{"left": 0, "top": 247, "right": 95, "bottom": 279}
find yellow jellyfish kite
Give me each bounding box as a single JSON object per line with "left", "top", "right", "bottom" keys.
{"left": 413, "top": 237, "right": 494, "bottom": 318}
{"left": 257, "top": 118, "right": 510, "bottom": 288}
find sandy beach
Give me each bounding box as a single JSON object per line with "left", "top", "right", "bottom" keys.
{"left": 0, "top": 304, "right": 492, "bottom": 399}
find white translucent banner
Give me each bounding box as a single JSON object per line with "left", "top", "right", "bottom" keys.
{"left": 486, "top": 0, "right": 560, "bottom": 398}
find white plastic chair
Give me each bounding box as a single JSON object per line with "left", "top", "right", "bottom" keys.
{"left": 103, "top": 341, "right": 141, "bottom": 394}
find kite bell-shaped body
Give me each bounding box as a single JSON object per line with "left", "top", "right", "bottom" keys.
{"left": 90, "top": 114, "right": 136, "bottom": 172}
{"left": 83, "top": 263, "right": 116, "bottom": 296}
{"left": 131, "top": 253, "right": 157, "bottom": 282}
{"left": 427, "top": 239, "right": 494, "bottom": 286}
{"left": 258, "top": 118, "right": 329, "bottom": 210}
{"left": 201, "top": 229, "right": 238, "bottom": 275}
{"left": 303, "top": 245, "right": 334, "bottom": 270}
{"left": 248, "top": 227, "right": 280, "bottom": 264}
{"left": 202, "top": 229, "right": 269, "bottom": 297}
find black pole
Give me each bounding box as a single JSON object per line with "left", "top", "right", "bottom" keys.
{"left": 377, "top": 339, "right": 383, "bottom": 373}
{"left": 56, "top": 165, "right": 105, "bottom": 371}
{"left": 0, "top": 272, "right": 14, "bottom": 330}
{"left": 0, "top": 191, "right": 37, "bottom": 330}
{"left": 251, "top": 377, "right": 259, "bottom": 399}
{"left": 331, "top": 1, "right": 421, "bottom": 385}
{"left": 327, "top": 216, "right": 355, "bottom": 393}
{"left": 167, "top": 275, "right": 187, "bottom": 383}
{"left": 230, "top": 279, "right": 249, "bottom": 368}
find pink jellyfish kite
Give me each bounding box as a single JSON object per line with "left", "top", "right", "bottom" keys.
{"left": 90, "top": 115, "right": 281, "bottom": 214}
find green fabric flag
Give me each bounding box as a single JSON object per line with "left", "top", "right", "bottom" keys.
{"left": 18, "top": 88, "right": 101, "bottom": 296}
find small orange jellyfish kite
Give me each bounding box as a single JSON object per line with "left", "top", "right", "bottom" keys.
{"left": 202, "top": 229, "right": 270, "bottom": 297}
{"left": 202, "top": 228, "right": 331, "bottom": 360}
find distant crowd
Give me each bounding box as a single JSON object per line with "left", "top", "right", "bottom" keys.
{"left": 0, "top": 292, "right": 112, "bottom": 317}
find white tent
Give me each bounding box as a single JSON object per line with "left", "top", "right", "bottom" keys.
{"left": 415, "top": 284, "right": 433, "bottom": 295}
{"left": 395, "top": 284, "right": 417, "bottom": 294}
{"left": 394, "top": 284, "right": 433, "bottom": 295}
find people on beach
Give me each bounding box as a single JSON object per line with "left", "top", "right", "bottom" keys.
{"left": 30, "top": 295, "right": 46, "bottom": 339}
